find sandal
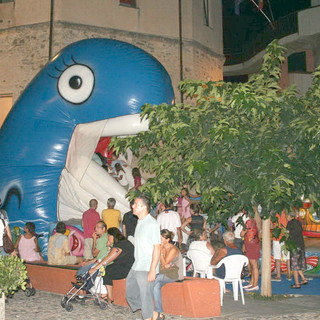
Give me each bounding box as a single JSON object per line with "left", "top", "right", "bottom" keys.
{"left": 290, "top": 284, "right": 301, "bottom": 289}
{"left": 157, "top": 313, "right": 165, "bottom": 320}
{"left": 300, "top": 279, "right": 309, "bottom": 285}
{"left": 100, "top": 295, "right": 113, "bottom": 303}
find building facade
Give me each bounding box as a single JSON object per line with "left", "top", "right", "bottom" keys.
{"left": 224, "top": 2, "right": 320, "bottom": 95}
{"left": 0, "top": 0, "right": 224, "bottom": 123}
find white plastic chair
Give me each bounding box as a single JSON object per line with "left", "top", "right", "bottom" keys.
{"left": 207, "top": 254, "right": 249, "bottom": 306}
{"left": 187, "top": 248, "right": 213, "bottom": 278}
{"left": 127, "top": 235, "right": 134, "bottom": 245}
{"left": 182, "top": 257, "right": 187, "bottom": 277}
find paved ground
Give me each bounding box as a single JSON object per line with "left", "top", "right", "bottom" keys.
{"left": 5, "top": 290, "right": 320, "bottom": 320}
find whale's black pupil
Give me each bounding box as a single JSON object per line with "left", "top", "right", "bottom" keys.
{"left": 69, "top": 76, "right": 82, "bottom": 89}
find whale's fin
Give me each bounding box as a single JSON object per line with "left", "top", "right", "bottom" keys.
{"left": 1, "top": 187, "right": 22, "bottom": 210}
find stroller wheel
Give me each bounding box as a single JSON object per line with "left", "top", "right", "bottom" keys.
{"left": 94, "top": 298, "right": 100, "bottom": 306}
{"left": 65, "top": 303, "right": 73, "bottom": 312}
{"left": 25, "top": 288, "right": 33, "bottom": 297}
{"left": 99, "top": 301, "right": 108, "bottom": 310}
{"left": 60, "top": 297, "right": 67, "bottom": 308}
{"left": 30, "top": 288, "right": 36, "bottom": 296}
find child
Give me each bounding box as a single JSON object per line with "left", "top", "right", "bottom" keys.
{"left": 107, "top": 151, "right": 127, "bottom": 177}
{"left": 114, "top": 162, "right": 129, "bottom": 189}
{"left": 132, "top": 167, "right": 142, "bottom": 190}
{"left": 16, "top": 222, "right": 43, "bottom": 262}
{"left": 178, "top": 188, "right": 192, "bottom": 222}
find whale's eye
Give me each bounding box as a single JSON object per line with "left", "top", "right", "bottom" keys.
{"left": 69, "top": 76, "right": 82, "bottom": 89}
{"left": 58, "top": 64, "right": 94, "bottom": 104}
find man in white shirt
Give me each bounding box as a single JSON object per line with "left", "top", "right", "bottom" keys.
{"left": 126, "top": 195, "right": 161, "bottom": 320}
{"left": 157, "top": 200, "right": 182, "bottom": 247}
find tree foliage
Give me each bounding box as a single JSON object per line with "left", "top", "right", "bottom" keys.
{"left": 0, "top": 255, "right": 28, "bottom": 297}
{"left": 112, "top": 40, "right": 320, "bottom": 222}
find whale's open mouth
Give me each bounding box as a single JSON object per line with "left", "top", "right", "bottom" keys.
{"left": 58, "top": 114, "right": 148, "bottom": 220}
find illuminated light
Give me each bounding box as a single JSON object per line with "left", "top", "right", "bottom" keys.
{"left": 53, "top": 144, "right": 64, "bottom": 151}
{"left": 51, "top": 53, "right": 60, "bottom": 61}
{"left": 128, "top": 97, "right": 139, "bottom": 112}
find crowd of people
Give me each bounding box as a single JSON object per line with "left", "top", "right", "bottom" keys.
{"left": 0, "top": 188, "right": 309, "bottom": 320}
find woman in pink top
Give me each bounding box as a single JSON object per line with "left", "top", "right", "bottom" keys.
{"left": 16, "top": 222, "right": 42, "bottom": 262}
{"left": 179, "top": 188, "right": 192, "bottom": 222}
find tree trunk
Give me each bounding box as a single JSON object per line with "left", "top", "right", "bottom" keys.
{"left": 254, "top": 207, "right": 262, "bottom": 231}
{"left": 0, "top": 294, "right": 5, "bottom": 320}
{"left": 260, "top": 218, "right": 272, "bottom": 296}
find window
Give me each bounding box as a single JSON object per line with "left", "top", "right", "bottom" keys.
{"left": 0, "top": 0, "right": 14, "bottom": 3}
{"left": 288, "top": 52, "right": 307, "bottom": 73}
{"left": 203, "top": 0, "right": 210, "bottom": 26}
{"left": 224, "top": 75, "right": 248, "bottom": 83}
{"left": 119, "top": 0, "right": 136, "bottom": 8}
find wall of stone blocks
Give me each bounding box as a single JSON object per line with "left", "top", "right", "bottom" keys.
{"left": 0, "top": 22, "right": 223, "bottom": 103}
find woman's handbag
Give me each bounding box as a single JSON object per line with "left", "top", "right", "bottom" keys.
{"left": 160, "top": 265, "right": 179, "bottom": 280}
{"left": 2, "top": 219, "right": 15, "bottom": 254}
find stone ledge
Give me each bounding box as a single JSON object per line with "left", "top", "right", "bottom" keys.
{"left": 25, "top": 263, "right": 221, "bottom": 318}
{"left": 113, "top": 277, "right": 221, "bottom": 318}
{"left": 26, "top": 262, "right": 79, "bottom": 295}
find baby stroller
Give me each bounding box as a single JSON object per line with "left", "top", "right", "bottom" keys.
{"left": 24, "top": 278, "right": 36, "bottom": 297}
{"left": 61, "top": 267, "right": 108, "bottom": 312}
{"left": 5, "top": 278, "right": 36, "bottom": 302}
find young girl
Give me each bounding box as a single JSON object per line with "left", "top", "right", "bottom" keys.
{"left": 178, "top": 188, "right": 192, "bottom": 222}
{"left": 16, "top": 222, "right": 43, "bottom": 262}
{"left": 132, "top": 167, "right": 142, "bottom": 190}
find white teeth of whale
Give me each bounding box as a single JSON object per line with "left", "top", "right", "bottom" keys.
{"left": 82, "top": 160, "right": 131, "bottom": 210}
{"left": 58, "top": 114, "right": 149, "bottom": 221}
{"left": 58, "top": 162, "right": 130, "bottom": 220}
{"left": 101, "top": 114, "right": 149, "bottom": 137}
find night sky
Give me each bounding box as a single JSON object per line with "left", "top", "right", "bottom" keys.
{"left": 223, "top": 0, "right": 311, "bottom": 53}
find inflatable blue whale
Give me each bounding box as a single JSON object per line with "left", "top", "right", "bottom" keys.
{"left": 0, "top": 38, "right": 174, "bottom": 251}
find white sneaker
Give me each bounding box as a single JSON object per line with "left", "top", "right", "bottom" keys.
{"left": 243, "top": 284, "right": 252, "bottom": 289}
{"left": 245, "top": 285, "right": 259, "bottom": 291}
{"left": 271, "top": 277, "right": 282, "bottom": 282}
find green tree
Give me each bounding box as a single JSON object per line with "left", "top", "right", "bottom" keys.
{"left": 0, "top": 255, "right": 28, "bottom": 320}
{"left": 112, "top": 40, "right": 320, "bottom": 296}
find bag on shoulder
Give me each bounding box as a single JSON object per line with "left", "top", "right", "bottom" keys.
{"left": 2, "top": 219, "right": 15, "bottom": 254}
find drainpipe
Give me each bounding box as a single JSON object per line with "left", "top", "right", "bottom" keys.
{"left": 178, "top": 0, "right": 184, "bottom": 103}
{"left": 48, "top": 0, "right": 55, "bottom": 60}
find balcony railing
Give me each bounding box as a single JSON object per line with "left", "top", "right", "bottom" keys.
{"left": 224, "top": 12, "right": 298, "bottom": 66}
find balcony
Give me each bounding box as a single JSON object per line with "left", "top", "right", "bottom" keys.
{"left": 224, "top": 12, "right": 298, "bottom": 66}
